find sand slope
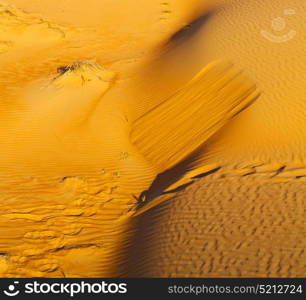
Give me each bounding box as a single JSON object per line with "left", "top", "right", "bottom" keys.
{"left": 124, "top": 0, "right": 306, "bottom": 277}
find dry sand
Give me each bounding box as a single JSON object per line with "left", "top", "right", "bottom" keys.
{"left": 0, "top": 0, "right": 305, "bottom": 277}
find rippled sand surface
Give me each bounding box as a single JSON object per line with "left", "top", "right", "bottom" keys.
{"left": 0, "top": 0, "right": 305, "bottom": 277}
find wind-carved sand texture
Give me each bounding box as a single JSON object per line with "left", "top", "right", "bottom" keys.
{"left": 0, "top": 0, "right": 305, "bottom": 277}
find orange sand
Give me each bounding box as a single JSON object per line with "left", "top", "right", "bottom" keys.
{"left": 0, "top": 0, "right": 305, "bottom": 277}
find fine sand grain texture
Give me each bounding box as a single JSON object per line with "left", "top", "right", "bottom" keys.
{"left": 0, "top": 0, "right": 305, "bottom": 277}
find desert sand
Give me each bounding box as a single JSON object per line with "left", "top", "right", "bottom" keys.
{"left": 0, "top": 0, "right": 305, "bottom": 277}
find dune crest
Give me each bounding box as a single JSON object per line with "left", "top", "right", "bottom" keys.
{"left": 0, "top": 2, "right": 64, "bottom": 52}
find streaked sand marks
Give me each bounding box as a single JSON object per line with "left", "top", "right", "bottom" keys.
{"left": 131, "top": 61, "right": 259, "bottom": 171}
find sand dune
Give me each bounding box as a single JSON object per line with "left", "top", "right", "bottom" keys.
{"left": 0, "top": 0, "right": 305, "bottom": 277}
{"left": 125, "top": 0, "right": 306, "bottom": 277}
